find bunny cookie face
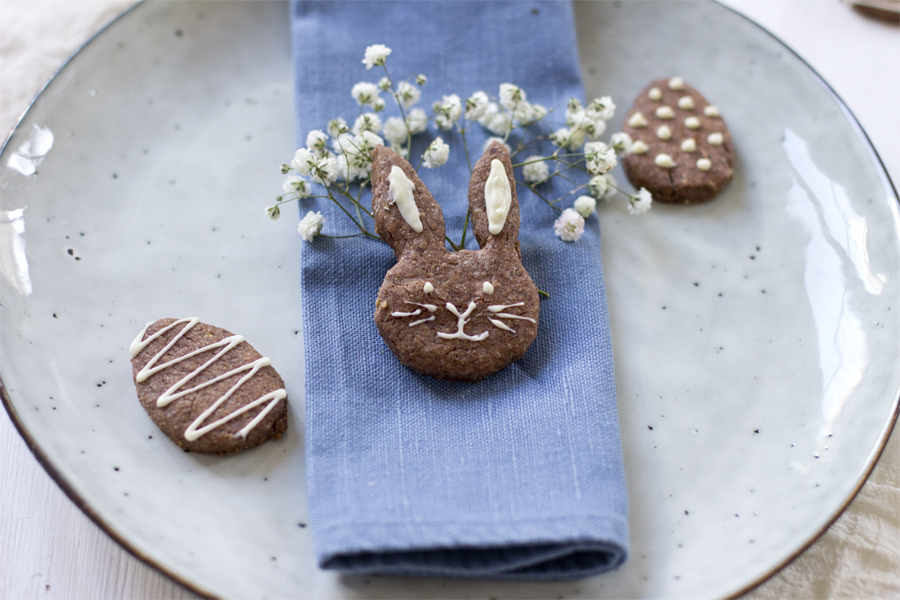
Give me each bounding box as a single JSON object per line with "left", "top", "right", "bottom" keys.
{"left": 372, "top": 142, "right": 539, "bottom": 382}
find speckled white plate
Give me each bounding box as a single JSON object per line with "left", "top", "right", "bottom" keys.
{"left": 1, "top": 2, "right": 898, "bottom": 599}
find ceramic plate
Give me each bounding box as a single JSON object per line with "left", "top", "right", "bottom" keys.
{"left": 2, "top": 2, "right": 898, "bottom": 599}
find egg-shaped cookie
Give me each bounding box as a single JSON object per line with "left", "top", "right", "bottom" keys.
{"left": 621, "top": 77, "right": 733, "bottom": 204}
{"left": 130, "top": 317, "right": 288, "bottom": 455}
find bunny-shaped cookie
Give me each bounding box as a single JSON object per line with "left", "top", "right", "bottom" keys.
{"left": 372, "top": 141, "right": 539, "bottom": 382}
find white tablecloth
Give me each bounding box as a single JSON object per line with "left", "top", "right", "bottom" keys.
{"left": 1, "top": 1, "right": 897, "bottom": 598}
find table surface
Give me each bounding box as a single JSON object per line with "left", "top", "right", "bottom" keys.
{"left": 1, "top": 1, "right": 897, "bottom": 598}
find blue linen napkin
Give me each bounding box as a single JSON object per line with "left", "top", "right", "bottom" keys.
{"left": 292, "top": 0, "right": 628, "bottom": 580}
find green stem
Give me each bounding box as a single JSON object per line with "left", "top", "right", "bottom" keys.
{"left": 511, "top": 155, "right": 556, "bottom": 169}
{"left": 321, "top": 233, "right": 367, "bottom": 239}
{"left": 382, "top": 65, "right": 408, "bottom": 123}
{"left": 518, "top": 180, "right": 563, "bottom": 215}
{"left": 325, "top": 186, "right": 373, "bottom": 237}
{"left": 459, "top": 208, "right": 470, "bottom": 250}
{"left": 456, "top": 125, "right": 474, "bottom": 249}
{"left": 331, "top": 179, "right": 374, "bottom": 218}
{"left": 459, "top": 128, "right": 473, "bottom": 174}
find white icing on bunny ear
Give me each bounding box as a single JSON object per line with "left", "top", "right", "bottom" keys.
{"left": 485, "top": 159, "right": 512, "bottom": 235}
{"left": 388, "top": 165, "right": 422, "bottom": 233}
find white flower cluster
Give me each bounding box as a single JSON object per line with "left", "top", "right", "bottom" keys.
{"left": 362, "top": 44, "right": 391, "bottom": 70}
{"left": 467, "top": 84, "right": 547, "bottom": 137}
{"left": 584, "top": 141, "right": 617, "bottom": 176}
{"left": 589, "top": 173, "right": 615, "bottom": 200}
{"left": 422, "top": 137, "right": 449, "bottom": 169}
{"left": 629, "top": 188, "right": 653, "bottom": 215}
{"left": 396, "top": 81, "right": 420, "bottom": 110}
{"left": 574, "top": 195, "right": 596, "bottom": 218}
{"left": 289, "top": 121, "right": 386, "bottom": 186}
{"left": 275, "top": 45, "right": 655, "bottom": 246}
{"left": 522, "top": 155, "right": 549, "bottom": 184}
{"left": 550, "top": 96, "right": 617, "bottom": 151}
{"left": 351, "top": 82, "right": 383, "bottom": 110}
{"left": 279, "top": 44, "right": 457, "bottom": 242}
{"left": 298, "top": 211, "right": 325, "bottom": 242}
{"left": 553, "top": 208, "right": 585, "bottom": 242}
{"left": 432, "top": 94, "right": 462, "bottom": 131}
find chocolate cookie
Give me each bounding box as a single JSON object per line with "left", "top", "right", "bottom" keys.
{"left": 621, "top": 77, "right": 733, "bottom": 203}
{"left": 130, "top": 318, "right": 288, "bottom": 455}
{"left": 372, "top": 142, "right": 539, "bottom": 382}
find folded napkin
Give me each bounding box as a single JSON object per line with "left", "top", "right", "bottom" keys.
{"left": 293, "top": 0, "right": 628, "bottom": 580}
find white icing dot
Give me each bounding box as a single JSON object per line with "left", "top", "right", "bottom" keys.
{"left": 704, "top": 105, "right": 721, "bottom": 118}
{"left": 483, "top": 282, "right": 494, "bottom": 295}
{"left": 668, "top": 76, "right": 685, "bottom": 90}
{"left": 423, "top": 281, "right": 434, "bottom": 294}
{"left": 628, "top": 112, "right": 648, "bottom": 128}
{"left": 697, "top": 158, "right": 712, "bottom": 171}
{"left": 655, "top": 106, "right": 675, "bottom": 120}
{"left": 655, "top": 153, "right": 676, "bottom": 169}
{"left": 678, "top": 96, "right": 695, "bottom": 110}
{"left": 630, "top": 140, "right": 649, "bottom": 155}
{"left": 656, "top": 125, "right": 672, "bottom": 140}
{"left": 708, "top": 132, "right": 724, "bottom": 146}
{"left": 685, "top": 116, "right": 701, "bottom": 130}
{"left": 648, "top": 87, "right": 662, "bottom": 101}
{"left": 681, "top": 138, "right": 697, "bottom": 153}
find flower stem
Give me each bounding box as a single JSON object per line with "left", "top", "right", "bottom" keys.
{"left": 519, "top": 180, "right": 563, "bottom": 215}
{"left": 320, "top": 233, "right": 367, "bottom": 239}
{"left": 459, "top": 128, "right": 473, "bottom": 174}
{"left": 332, "top": 183, "right": 374, "bottom": 219}
{"left": 459, "top": 208, "right": 471, "bottom": 250}
{"left": 325, "top": 186, "right": 376, "bottom": 238}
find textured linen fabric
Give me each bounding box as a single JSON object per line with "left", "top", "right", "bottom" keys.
{"left": 292, "top": 0, "right": 628, "bottom": 580}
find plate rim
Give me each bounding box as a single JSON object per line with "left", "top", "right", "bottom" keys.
{"left": 1, "top": 1, "right": 898, "bottom": 598}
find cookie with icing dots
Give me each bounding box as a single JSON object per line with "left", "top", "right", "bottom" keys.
{"left": 130, "top": 318, "right": 288, "bottom": 455}
{"left": 371, "top": 142, "right": 540, "bottom": 382}
{"left": 621, "top": 77, "right": 733, "bottom": 204}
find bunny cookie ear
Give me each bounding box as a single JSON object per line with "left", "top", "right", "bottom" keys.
{"left": 372, "top": 146, "right": 447, "bottom": 259}
{"left": 467, "top": 141, "right": 521, "bottom": 254}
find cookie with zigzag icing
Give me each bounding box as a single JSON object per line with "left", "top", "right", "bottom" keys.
{"left": 130, "top": 318, "right": 288, "bottom": 455}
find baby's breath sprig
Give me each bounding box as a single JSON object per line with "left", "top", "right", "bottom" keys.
{"left": 270, "top": 44, "right": 652, "bottom": 246}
